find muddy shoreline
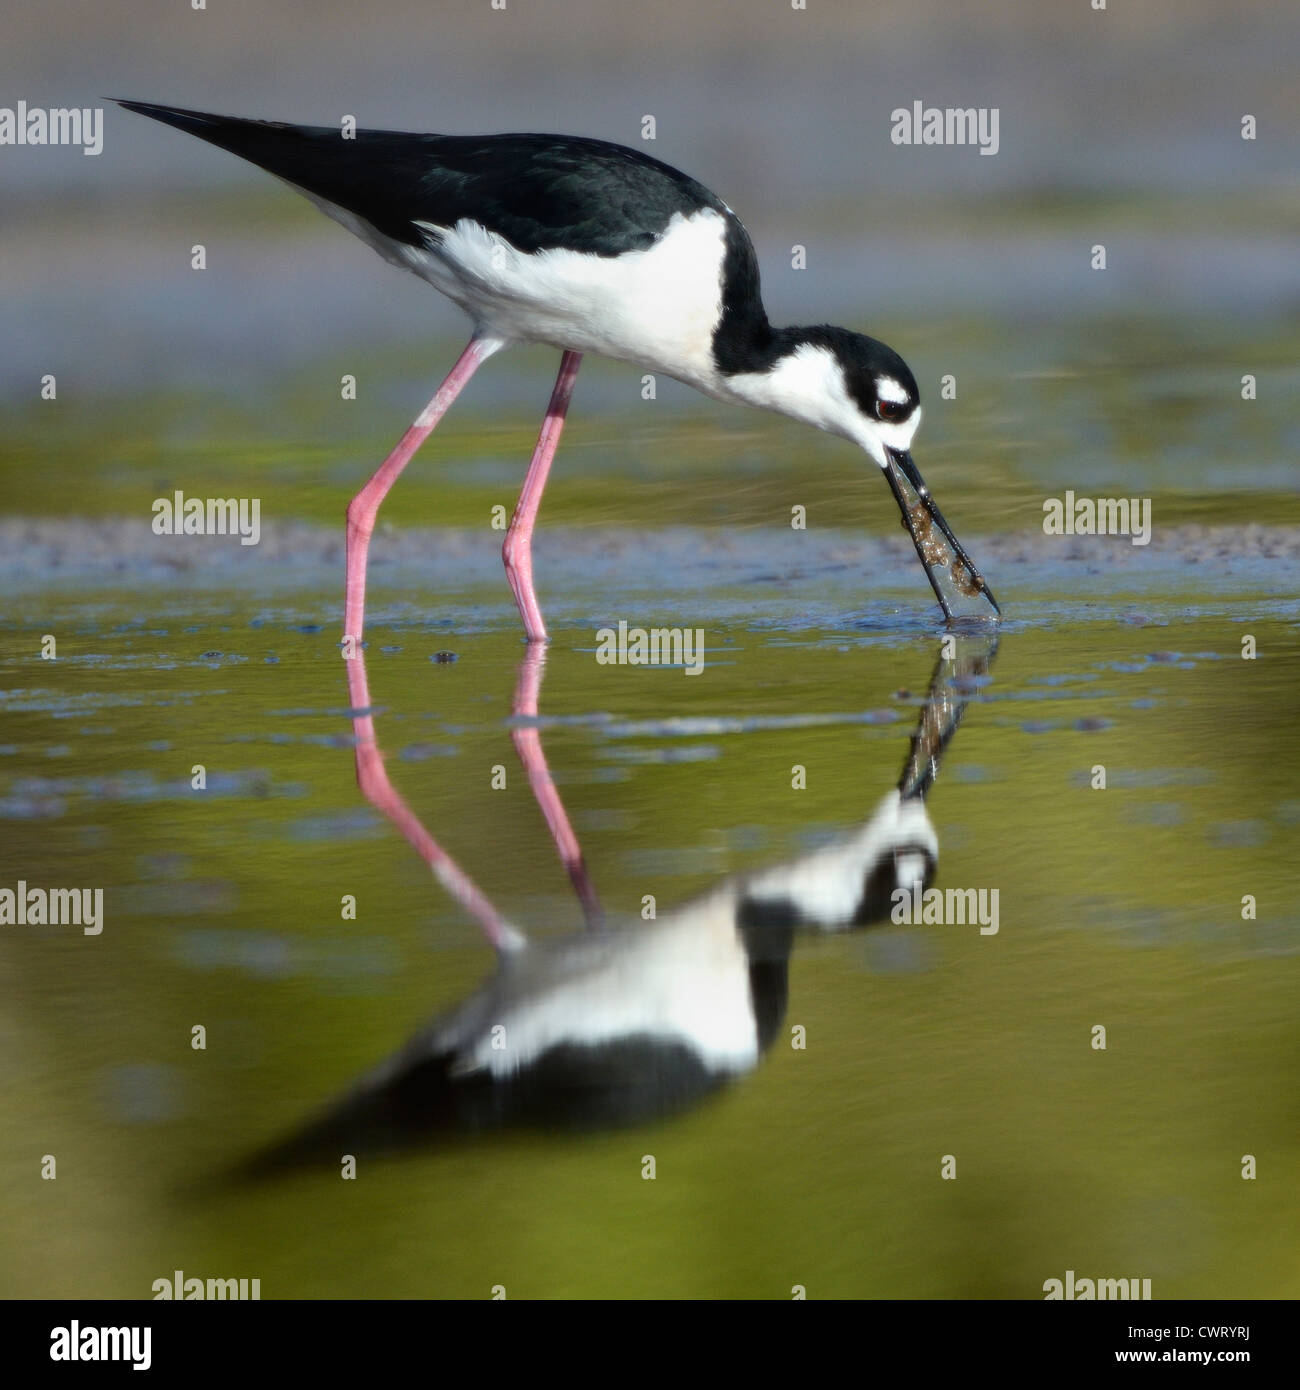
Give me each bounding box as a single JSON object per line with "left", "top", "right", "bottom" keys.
{"left": 4, "top": 518, "right": 1296, "bottom": 596}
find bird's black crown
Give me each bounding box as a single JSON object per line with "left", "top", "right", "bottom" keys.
{"left": 796, "top": 325, "right": 920, "bottom": 423}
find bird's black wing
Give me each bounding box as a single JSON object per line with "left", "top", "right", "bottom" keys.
{"left": 115, "top": 101, "right": 724, "bottom": 257}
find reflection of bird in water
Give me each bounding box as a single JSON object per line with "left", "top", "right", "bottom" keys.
{"left": 237, "top": 635, "right": 995, "bottom": 1178}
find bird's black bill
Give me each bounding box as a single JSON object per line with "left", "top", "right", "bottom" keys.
{"left": 883, "top": 449, "right": 1000, "bottom": 623}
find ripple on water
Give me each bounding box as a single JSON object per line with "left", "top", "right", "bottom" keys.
{"left": 0, "top": 770, "right": 309, "bottom": 818}
{"left": 171, "top": 928, "right": 402, "bottom": 988}
{"left": 1207, "top": 821, "right": 1271, "bottom": 848}
{"left": 1125, "top": 802, "right": 1187, "bottom": 828}
{"left": 604, "top": 744, "right": 721, "bottom": 764}
{"left": 282, "top": 809, "right": 385, "bottom": 842}
{"left": 103, "top": 1064, "right": 183, "bottom": 1125}
{"left": 860, "top": 929, "right": 935, "bottom": 975}
{"left": 398, "top": 742, "right": 460, "bottom": 761}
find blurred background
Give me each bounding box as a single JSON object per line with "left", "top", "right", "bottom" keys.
{"left": 0, "top": 0, "right": 1297, "bottom": 1299}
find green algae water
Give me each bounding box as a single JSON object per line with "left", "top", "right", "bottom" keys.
{"left": 4, "top": 0, "right": 1300, "bottom": 1294}
{"left": 2, "top": 307, "right": 1297, "bottom": 1295}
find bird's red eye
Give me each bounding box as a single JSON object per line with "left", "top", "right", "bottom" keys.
{"left": 876, "top": 398, "right": 908, "bottom": 424}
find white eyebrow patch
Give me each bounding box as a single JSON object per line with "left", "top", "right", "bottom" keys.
{"left": 876, "top": 375, "right": 910, "bottom": 404}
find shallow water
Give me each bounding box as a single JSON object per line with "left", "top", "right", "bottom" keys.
{"left": 4, "top": 0, "right": 1300, "bottom": 1307}
{"left": 2, "top": 440, "right": 1298, "bottom": 1294}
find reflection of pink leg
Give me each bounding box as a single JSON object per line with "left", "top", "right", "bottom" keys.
{"left": 344, "top": 336, "right": 502, "bottom": 648}
{"left": 503, "top": 351, "right": 582, "bottom": 643}
{"left": 512, "top": 644, "right": 603, "bottom": 928}
{"left": 344, "top": 647, "right": 523, "bottom": 954}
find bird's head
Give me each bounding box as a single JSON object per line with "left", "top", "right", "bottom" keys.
{"left": 801, "top": 327, "right": 924, "bottom": 465}
{"left": 735, "top": 326, "right": 1000, "bottom": 621}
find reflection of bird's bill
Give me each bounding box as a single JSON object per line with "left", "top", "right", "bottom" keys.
{"left": 884, "top": 448, "right": 1001, "bottom": 622}
{"left": 898, "top": 630, "right": 1000, "bottom": 801}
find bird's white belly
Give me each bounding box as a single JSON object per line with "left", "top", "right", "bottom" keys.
{"left": 411, "top": 208, "right": 731, "bottom": 389}
{"left": 439, "top": 901, "right": 761, "bottom": 1079}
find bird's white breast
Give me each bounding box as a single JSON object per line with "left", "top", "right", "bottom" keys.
{"left": 301, "top": 187, "right": 734, "bottom": 388}
{"left": 408, "top": 209, "right": 731, "bottom": 388}
{"left": 451, "top": 902, "right": 760, "bottom": 1079}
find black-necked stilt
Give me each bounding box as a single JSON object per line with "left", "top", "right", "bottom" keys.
{"left": 117, "top": 100, "right": 1001, "bottom": 638}
{"left": 239, "top": 634, "right": 995, "bottom": 1174}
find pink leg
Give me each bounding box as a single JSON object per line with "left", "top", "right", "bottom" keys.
{"left": 512, "top": 644, "right": 603, "bottom": 928}
{"left": 344, "top": 336, "right": 502, "bottom": 648}
{"left": 344, "top": 645, "right": 523, "bottom": 954}
{"left": 503, "top": 350, "right": 582, "bottom": 642}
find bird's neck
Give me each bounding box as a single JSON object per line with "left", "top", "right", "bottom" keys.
{"left": 717, "top": 325, "right": 857, "bottom": 441}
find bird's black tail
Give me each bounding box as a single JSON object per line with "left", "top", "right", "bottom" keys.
{"left": 112, "top": 99, "right": 432, "bottom": 246}
{"left": 213, "top": 1049, "right": 483, "bottom": 1189}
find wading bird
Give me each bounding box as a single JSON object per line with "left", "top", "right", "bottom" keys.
{"left": 117, "top": 101, "right": 1001, "bottom": 638}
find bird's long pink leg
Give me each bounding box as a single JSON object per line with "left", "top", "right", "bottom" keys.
{"left": 511, "top": 644, "right": 603, "bottom": 928}
{"left": 503, "top": 350, "right": 582, "bottom": 643}
{"left": 344, "top": 336, "right": 502, "bottom": 649}
{"left": 344, "top": 645, "right": 523, "bottom": 954}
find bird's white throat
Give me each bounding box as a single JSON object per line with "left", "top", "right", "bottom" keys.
{"left": 724, "top": 342, "right": 921, "bottom": 464}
